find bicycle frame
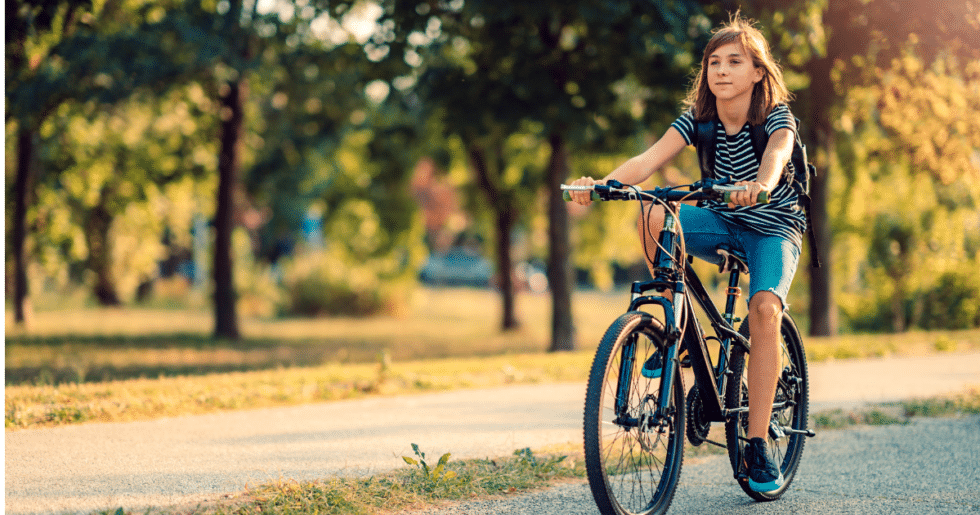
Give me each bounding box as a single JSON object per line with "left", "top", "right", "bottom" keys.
{"left": 618, "top": 203, "right": 751, "bottom": 428}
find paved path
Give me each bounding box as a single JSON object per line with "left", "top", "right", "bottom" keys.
{"left": 5, "top": 351, "right": 980, "bottom": 515}
{"left": 415, "top": 415, "right": 980, "bottom": 515}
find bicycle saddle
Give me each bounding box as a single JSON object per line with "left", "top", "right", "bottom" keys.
{"left": 716, "top": 245, "right": 749, "bottom": 274}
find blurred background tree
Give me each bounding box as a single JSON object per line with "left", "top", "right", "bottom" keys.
{"left": 387, "top": 0, "right": 722, "bottom": 349}
{"left": 6, "top": 0, "right": 980, "bottom": 344}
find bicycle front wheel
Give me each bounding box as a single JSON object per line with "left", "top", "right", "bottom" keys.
{"left": 725, "top": 313, "right": 809, "bottom": 501}
{"left": 583, "top": 311, "right": 685, "bottom": 515}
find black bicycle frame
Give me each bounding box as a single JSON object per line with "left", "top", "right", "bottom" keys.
{"left": 620, "top": 204, "right": 751, "bottom": 425}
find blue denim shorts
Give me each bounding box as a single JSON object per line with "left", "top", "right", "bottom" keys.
{"left": 676, "top": 204, "right": 801, "bottom": 309}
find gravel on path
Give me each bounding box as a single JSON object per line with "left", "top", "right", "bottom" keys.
{"left": 409, "top": 415, "right": 980, "bottom": 515}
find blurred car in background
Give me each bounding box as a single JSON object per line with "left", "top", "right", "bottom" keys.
{"left": 419, "top": 249, "right": 549, "bottom": 293}
{"left": 419, "top": 247, "right": 494, "bottom": 287}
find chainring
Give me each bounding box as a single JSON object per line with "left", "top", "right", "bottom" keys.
{"left": 686, "top": 385, "right": 711, "bottom": 446}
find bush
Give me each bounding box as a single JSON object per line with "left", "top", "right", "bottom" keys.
{"left": 919, "top": 271, "right": 980, "bottom": 330}
{"left": 278, "top": 248, "right": 412, "bottom": 317}
{"left": 842, "top": 266, "right": 980, "bottom": 333}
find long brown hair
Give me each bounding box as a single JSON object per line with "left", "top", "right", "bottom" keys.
{"left": 684, "top": 13, "right": 793, "bottom": 125}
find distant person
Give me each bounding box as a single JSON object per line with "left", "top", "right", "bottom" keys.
{"left": 566, "top": 13, "right": 804, "bottom": 494}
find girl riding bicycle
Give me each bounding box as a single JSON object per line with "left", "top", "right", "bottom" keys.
{"left": 568, "top": 14, "right": 804, "bottom": 495}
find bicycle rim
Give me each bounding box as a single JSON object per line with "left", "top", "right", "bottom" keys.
{"left": 725, "top": 314, "right": 809, "bottom": 501}
{"left": 583, "top": 312, "right": 685, "bottom": 515}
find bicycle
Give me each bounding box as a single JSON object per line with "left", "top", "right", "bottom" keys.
{"left": 561, "top": 178, "right": 815, "bottom": 515}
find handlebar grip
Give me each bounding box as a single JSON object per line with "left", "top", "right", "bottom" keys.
{"left": 562, "top": 190, "right": 601, "bottom": 202}
{"left": 723, "top": 191, "right": 770, "bottom": 205}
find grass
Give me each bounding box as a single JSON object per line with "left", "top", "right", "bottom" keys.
{"left": 93, "top": 446, "right": 586, "bottom": 515}
{"left": 812, "top": 386, "right": 980, "bottom": 429}
{"left": 4, "top": 288, "right": 623, "bottom": 385}
{"left": 4, "top": 350, "right": 596, "bottom": 429}
{"left": 6, "top": 287, "right": 980, "bottom": 430}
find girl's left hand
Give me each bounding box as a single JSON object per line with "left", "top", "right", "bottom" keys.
{"left": 728, "top": 181, "right": 769, "bottom": 208}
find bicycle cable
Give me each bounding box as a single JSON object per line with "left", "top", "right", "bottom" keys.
{"left": 636, "top": 183, "right": 692, "bottom": 339}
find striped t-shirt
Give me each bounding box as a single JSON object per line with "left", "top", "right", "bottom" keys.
{"left": 670, "top": 104, "right": 807, "bottom": 247}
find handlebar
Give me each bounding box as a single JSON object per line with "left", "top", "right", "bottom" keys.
{"left": 561, "top": 179, "right": 770, "bottom": 205}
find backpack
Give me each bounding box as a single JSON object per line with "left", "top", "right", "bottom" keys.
{"left": 693, "top": 116, "right": 821, "bottom": 268}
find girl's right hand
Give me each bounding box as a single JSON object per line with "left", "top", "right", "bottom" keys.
{"left": 568, "top": 176, "right": 604, "bottom": 206}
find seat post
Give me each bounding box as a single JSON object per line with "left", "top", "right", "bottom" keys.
{"left": 723, "top": 269, "right": 742, "bottom": 326}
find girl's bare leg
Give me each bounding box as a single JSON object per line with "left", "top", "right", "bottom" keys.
{"left": 747, "top": 291, "right": 783, "bottom": 440}
{"left": 637, "top": 205, "right": 666, "bottom": 276}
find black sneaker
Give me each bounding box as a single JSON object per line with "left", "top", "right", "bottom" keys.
{"left": 640, "top": 352, "right": 663, "bottom": 379}
{"left": 640, "top": 349, "right": 691, "bottom": 379}
{"left": 745, "top": 437, "right": 784, "bottom": 494}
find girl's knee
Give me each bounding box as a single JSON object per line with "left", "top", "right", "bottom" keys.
{"left": 749, "top": 291, "right": 783, "bottom": 322}
{"left": 637, "top": 206, "right": 665, "bottom": 237}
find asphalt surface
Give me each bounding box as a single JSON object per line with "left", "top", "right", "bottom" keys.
{"left": 412, "top": 416, "right": 980, "bottom": 515}
{"left": 5, "top": 351, "right": 980, "bottom": 515}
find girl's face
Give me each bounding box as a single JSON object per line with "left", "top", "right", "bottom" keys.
{"left": 706, "top": 42, "right": 764, "bottom": 104}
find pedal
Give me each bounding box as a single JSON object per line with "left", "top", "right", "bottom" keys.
{"left": 769, "top": 421, "right": 786, "bottom": 440}
{"left": 780, "top": 427, "right": 817, "bottom": 438}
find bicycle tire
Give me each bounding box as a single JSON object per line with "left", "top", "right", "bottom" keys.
{"left": 724, "top": 313, "right": 809, "bottom": 501}
{"left": 583, "top": 311, "right": 685, "bottom": 515}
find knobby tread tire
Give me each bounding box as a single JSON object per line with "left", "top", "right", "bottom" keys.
{"left": 724, "top": 313, "right": 810, "bottom": 502}
{"left": 583, "top": 312, "right": 685, "bottom": 515}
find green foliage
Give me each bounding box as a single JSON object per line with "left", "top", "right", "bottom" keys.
{"left": 834, "top": 49, "right": 980, "bottom": 332}
{"left": 919, "top": 271, "right": 980, "bottom": 330}
{"left": 8, "top": 0, "right": 980, "bottom": 337}
{"left": 402, "top": 444, "right": 458, "bottom": 488}
{"left": 25, "top": 85, "right": 218, "bottom": 303}
{"left": 277, "top": 248, "right": 394, "bottom": 317}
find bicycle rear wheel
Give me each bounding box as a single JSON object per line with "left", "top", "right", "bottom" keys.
{"left": 583, "top": 311, "right": 685, "bottom": 515}
{"left": 725, "top": 313, "right": 809, "bottom": 501}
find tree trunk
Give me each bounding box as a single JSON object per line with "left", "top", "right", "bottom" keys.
{"left": 547, "top": 132, "right": 575, "bottom": 352}
{"left": 86, "top": 189, "right": 121, "bottom": 306}
{"left": 802, "top": 0, "right": 844, "bottom": 337}
{"left": 468, "top": 145, "right": 519, "bottom": 331}
{"left": 213, "top": 79, "right": 244, "bottom": 340}
{"left": 494, "top": 208, "right": 519, "bottom": 330}
{"left": 11, "top": 126, "right": 35, "bottom": 327}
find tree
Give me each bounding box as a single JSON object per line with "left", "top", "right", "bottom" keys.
{"left": 750, "top": 0, "right": 980, "bottom": 335}
{"left": 25, "top": 87, "right": 218, "bottom": 304}
{"left": 833, "top": 49, "right": 980, "bottom": 332}
{"left": 6, "top": 0, "right": 93, "bottom": 325}
{"left": 6, "top": 0, "right": 207, "bottom": 319}
{"left": 210, "top": 0, "right": 248, "bottom": 339}
{"left": 390, "top": 1, "right": 708, "bottom": 349}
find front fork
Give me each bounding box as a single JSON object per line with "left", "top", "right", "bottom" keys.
{"left": 615, "top": 207, "right": 686, "bottom": 429}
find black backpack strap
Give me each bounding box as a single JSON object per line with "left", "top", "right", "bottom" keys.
{"left": 752, "top": 119, "right": 822, "bottom": 268}
{"left": 750, "top": 122, "right": 798, "bottom": 184}
{"left": 694, "top": 118, "right": 717, "bottom": 180}
{"left": 797, "top": 191, "right": 822, "bottom": 268}
{"left": 749, "top": 123, "right": 768, "bottom": 163}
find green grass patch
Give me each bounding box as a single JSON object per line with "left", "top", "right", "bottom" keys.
{"left": 4, "top": 350, "right": 595, "bottom": 430}
{"left": 94, "top": 446, "right": 586, "bottom": 515}
{"left": 813, "top": 386, "right": 980, "bottom": 430}
{"left": 812, "top": 407, "right": 909, "bottom": 429}
{"left": 899, "top": 387, "right": 980, "bottom": 417}
{"left": 7, "top": 288, "right": 980, "bottom": 430}
{"left": 804, "top": 329, "right": 980, "bottom": 363}
{"left": 5, "top": 288, "right": 624, "bottom": 386}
